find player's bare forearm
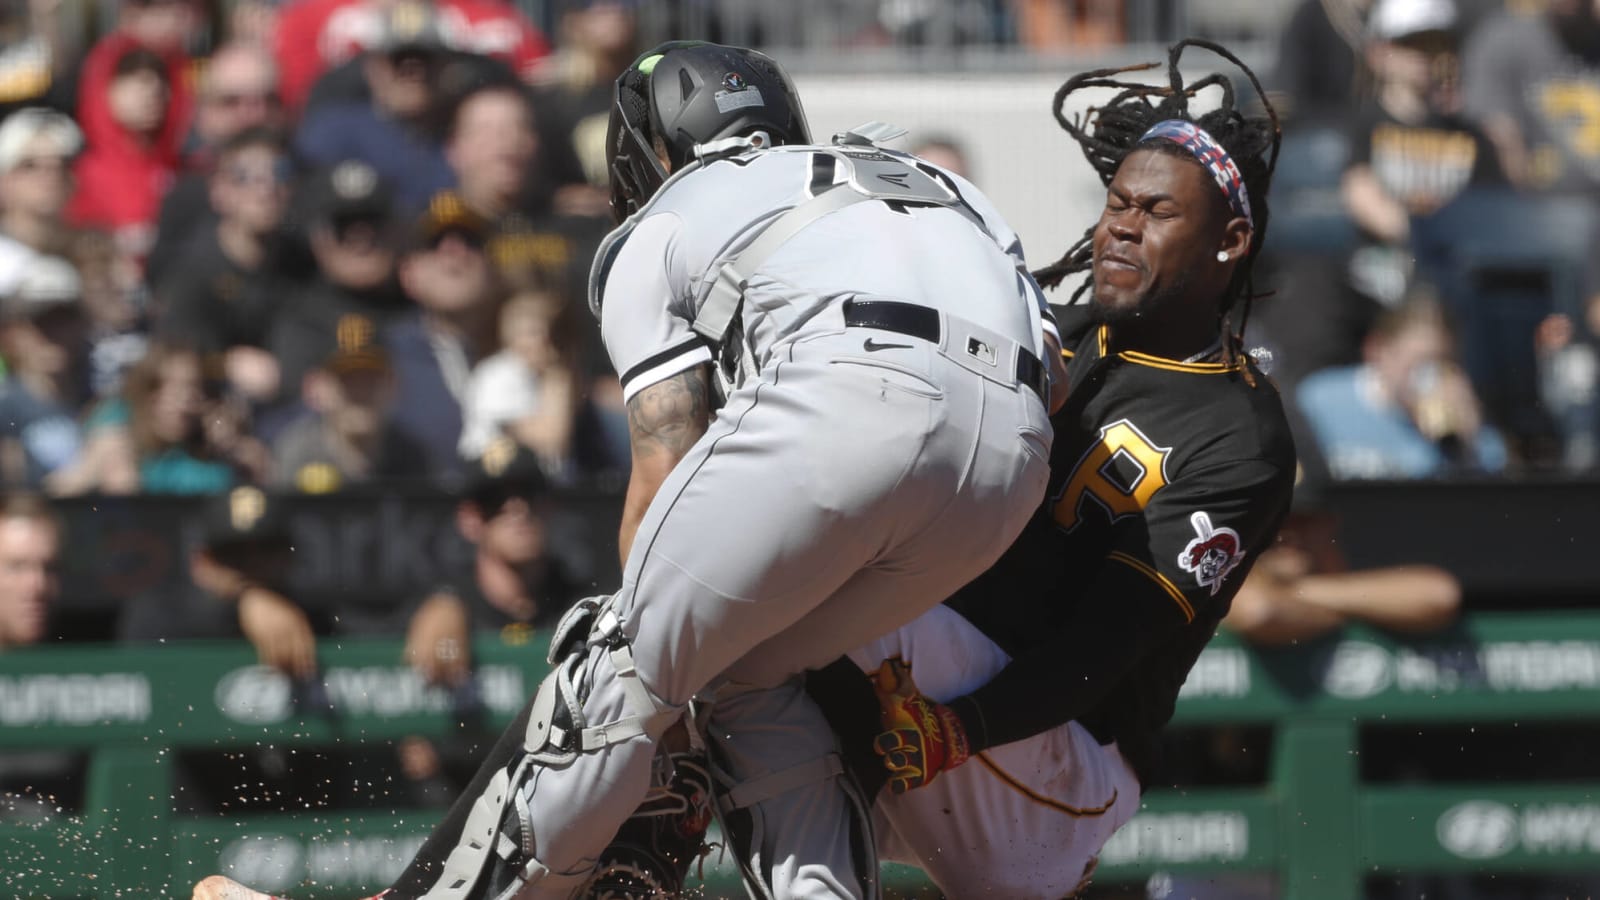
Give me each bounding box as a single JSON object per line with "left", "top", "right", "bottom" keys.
{"left": 619, "top": 365, "right": 712, "bottom": 563}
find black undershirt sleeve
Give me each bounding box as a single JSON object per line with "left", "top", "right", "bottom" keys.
{"left": 946, "top": 562, "right": 1189, "bottom": 752}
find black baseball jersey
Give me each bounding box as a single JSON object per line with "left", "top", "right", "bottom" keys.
{"left": 943, "top": 305, "right": 1296, "bottom": 786}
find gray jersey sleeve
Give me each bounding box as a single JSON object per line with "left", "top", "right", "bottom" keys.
{"left": 941, "top": 167, "right": 1060, "bottom": 345}
{"left": 598, "top": 212, "right": 714, "bottom": 404}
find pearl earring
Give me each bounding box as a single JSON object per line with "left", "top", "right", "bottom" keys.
{"left": 1216, "top": 251, "right": 1229, "bottom": 262}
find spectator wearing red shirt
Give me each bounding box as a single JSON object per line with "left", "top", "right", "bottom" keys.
{"left": 66, "top": 43, "right": 186, "bottom": 264}
{"left": 66, "top": 0, "right": 198, "bottom": 234}
{"left": 273, "top": 0, "right": 549, "bottom": 115}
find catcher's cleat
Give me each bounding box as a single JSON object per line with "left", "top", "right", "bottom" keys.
{"left": 578, "top": 753, "right": 716, "bottom": 899}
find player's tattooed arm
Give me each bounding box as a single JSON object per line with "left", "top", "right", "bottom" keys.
{"left": 626, "top": 366, "right": 712, "bottom": 459}
{"left": 619, "top": 364, "right": 713, "bottom": 563}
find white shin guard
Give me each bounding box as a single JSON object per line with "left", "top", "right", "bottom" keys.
{"left": 415, "top": 598, "right": 681, "bottom": 900}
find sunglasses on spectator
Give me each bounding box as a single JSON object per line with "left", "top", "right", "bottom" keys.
{"left": 333, "top": 217, "right": 395, "bottom": 249}
{"left": 210, "top": 90, "right": 281, "bottom": 109}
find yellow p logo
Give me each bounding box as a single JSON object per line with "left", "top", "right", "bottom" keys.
{"left": 1051, "top": 419, "right": 1171, "bottom": 531}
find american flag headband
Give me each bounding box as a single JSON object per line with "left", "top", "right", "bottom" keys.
{"left": 1137, "top": 119, "right": 1253, "bottom": 230}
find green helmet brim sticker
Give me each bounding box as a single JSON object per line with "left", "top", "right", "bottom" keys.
{"left": 637, "top": 54, "right": 665, "bottom": 75}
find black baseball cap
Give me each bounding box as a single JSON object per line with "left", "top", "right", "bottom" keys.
{"left": 200, "top": 486, "right": 292, "bottom": 550}
{"left": 463, "top": 437, "right": 549, "bottom": 509}
{"left": 371, "top": 0, "right": 449, "bottom": 55}
{"left": 320, "top": 312, "right": 390, "bottom": 375}
{"left": 407, "top": 190, "right": 493, "bottom": 254}
{"left": 305, "top": 160, "right": 396, "bottom": 227}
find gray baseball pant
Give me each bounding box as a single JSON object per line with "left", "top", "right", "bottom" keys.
{"left": 426, "top": 314, "right": 1051, "bottom": 899}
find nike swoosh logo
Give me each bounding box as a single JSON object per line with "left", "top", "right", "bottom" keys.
{"left": 863, "top": 338, "right": 913, "bottom": 352}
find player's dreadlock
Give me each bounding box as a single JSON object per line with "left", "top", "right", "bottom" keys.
{"left": 1034, "top": 38, "right": 1281, "bottom": 369}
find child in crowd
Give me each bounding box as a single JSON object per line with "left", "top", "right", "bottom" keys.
{"left": 457, "top": 289, "right": 578, "bottom": 479}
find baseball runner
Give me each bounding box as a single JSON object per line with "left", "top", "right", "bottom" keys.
{"left": 806, "top": 39, "right": 1298, "bottom": 899}
{"left": 196, "top": 40, "right": 1063, "bottom": 900}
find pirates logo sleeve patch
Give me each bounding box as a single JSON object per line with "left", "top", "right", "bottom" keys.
{"left": 1177, "top": 511, "right": 1247, "bottom": 596}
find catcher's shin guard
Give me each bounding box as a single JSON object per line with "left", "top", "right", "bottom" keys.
{"left": 416, "top": 598, "right": 681, "bottom": 900}
{"left": 578, "top": 752, "right": 716, "bottom": 899}
{"left": 708, "top": 748, "right": 879, "bottom": 900}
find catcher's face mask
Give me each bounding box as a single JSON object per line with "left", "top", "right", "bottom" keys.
{"left": 606, "top": 54, "right": 668, "bottom": 225}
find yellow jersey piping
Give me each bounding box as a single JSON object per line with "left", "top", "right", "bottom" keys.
{"left": 1107, "top": 551, "right": 1195, "bottom": 622}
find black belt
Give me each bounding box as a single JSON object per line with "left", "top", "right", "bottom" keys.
{"left": 842, "top": 299, "right": 1048, "bottom": 404}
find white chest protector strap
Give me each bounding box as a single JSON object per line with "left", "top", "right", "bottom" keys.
{"left": 690, "top": 128, "right": 999, "bottom": 354}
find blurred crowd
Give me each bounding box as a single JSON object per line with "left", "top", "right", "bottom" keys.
{"left": 0, "top": 2, "right": 1591, "bottom": 898}
{"left": 1258, "top": 0, "right": 1600, "bottom": 481}
{"left": 0, "top": 0, "right": 1197, "bottom": 718}
{"left": 0, "top": 0, "right": 637, "bottom": 821}
{"left": 0, "top": 0, "right": 1587, "bottom": 519}
{"left": 0, "top": 0, "right": 643, "bottom": 505}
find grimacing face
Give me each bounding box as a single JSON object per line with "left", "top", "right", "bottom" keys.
{"left": 1090, "top": 148, "right": 1241, "bottom": 324}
